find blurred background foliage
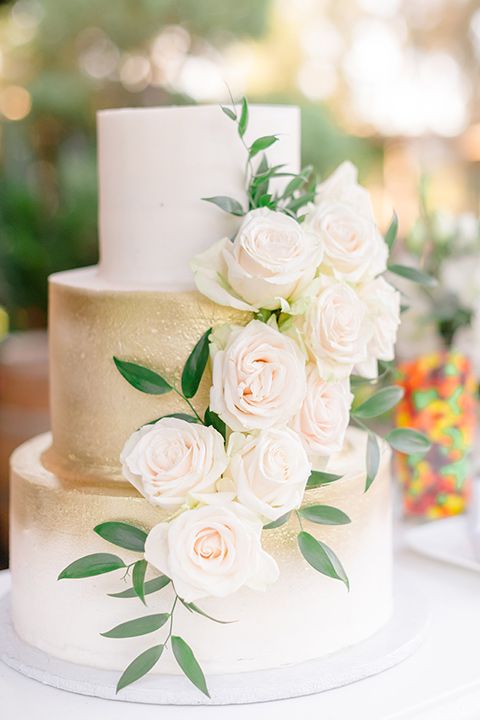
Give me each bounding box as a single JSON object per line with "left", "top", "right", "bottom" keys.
{"left": 0, "top": 0, "right": 479, "bottom": 329}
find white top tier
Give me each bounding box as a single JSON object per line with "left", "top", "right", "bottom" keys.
{"left": 97, "top": 104, "right": 301, "bottom": 289}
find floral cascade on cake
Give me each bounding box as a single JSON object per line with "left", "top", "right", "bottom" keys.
{"left": 58, "top": 99, "right": 430, "bottom": 698}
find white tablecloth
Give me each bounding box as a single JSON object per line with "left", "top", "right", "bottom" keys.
{"left": 2, "top": 523, "right": 480, "bottom": 720}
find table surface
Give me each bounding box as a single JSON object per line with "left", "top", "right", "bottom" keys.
{"left": 2, "top": 521, "right": 480, "bottom": 720}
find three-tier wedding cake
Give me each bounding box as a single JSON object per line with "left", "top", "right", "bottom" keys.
{"left": 9, "top": 104, "right": 398, "bottom": 694}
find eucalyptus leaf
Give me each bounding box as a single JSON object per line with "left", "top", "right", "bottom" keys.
{"left": 220, "top": 105, "right": 236, "bottom": 121}
{"left": 286, "top": 190, "right": 316, "bottom": 213}
{"left": 171, "top": 636, "right": 210, "bottom": 698}
{"left": 101, "top": 613, "right": 170, "bottom": 639}
{"left": 94, "top": 522, "right": 147, "bottom": 553}
{"left": 385, "top": 427, "right": 431, "bottom": 454}
{"left": 299, "top": 505, "right": 351, "bottom": 525}
{"left": 181, "top": 328, "right": 212, "bottom": 399}
{"left": 385, "top": 211, "right": 398, "bottom": 254}
{"left": 263, "top": 511, "right": 291, "bottom": 529}
{"left": 132, "top": 559, "right": 148, "bottom": 605}
{"left": 238, "top": 96, "right": 248, "bottom": 137}
{"left": 248, "top": 135, "right": 278, "bottom": 159}
{"left": 365, "top": 432, "right": 380, "bottom": 492}
{"left": 204, "top": 407, "right": 226, "bottom": 441}
{"left": 58, "top": 553, "right": 125, "bottom": 580}
{"left": 202, "top": 196, "right": 245, "bottom": 216}
{"left": 306, "top": 470, "right": 343, "bottom": 489}
{"left": 116, "top": 645, "right": 164, "bottom": 693}
{"left": 180, "top": 599, "right": 235, "bottom": 624}
{"left": 387, "top": 264, "right": 437, "bottom": 287}
{"left": 113, "top": 357, "right": 172, "bottom": 395}
{"left": 352, "top": 385, "right": 404, "bottom": 419}
{"left": 143, "top": 413, "right": 198, "bottom": 427}
{"left": 109, "top": 575, "right": 171, "bottom": 599}
{"left": 297, "top": 532, "right": 349, "bottom": 590}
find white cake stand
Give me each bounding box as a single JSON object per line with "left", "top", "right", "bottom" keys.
{"left": 0, "top": 585, "right": 427, "bottom": 706}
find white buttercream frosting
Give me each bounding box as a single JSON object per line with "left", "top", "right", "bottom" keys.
{"left": 97, "top": 105, "right": 300, "bottom": 290}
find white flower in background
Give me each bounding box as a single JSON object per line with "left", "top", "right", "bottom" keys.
{"left": 314, "top": 161, "right": 375, "bottom": 222}
{"left": 191, "top": 207, "right": 323, "bottom": 312}
{"left": 120, "top": 418, "right": 227, "bottom": 511}
{"left": 306, "top": 201, "right": 388, "bottom": 283}
{"left": 300, "top": 277, "right": 372, "bottom": 380}
{"left": 210, "top": 319, "right": 307, "bottom": 431}
{"left": 439, "top": 255, "right": 480, "bottom": 309}
{"left": 356, "top": 277, "right": 401, "bottom": 378}
{"left": 221, "top": 428, "right": 311, "bottom": 521}
{"left": 144, "top": 503, "right": 279, "bottom": 601}
{"left": 289, "top": 364, "right": 353, "bottom": 457}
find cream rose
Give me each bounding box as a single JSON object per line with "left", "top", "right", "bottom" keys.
{"left": 191, "top": 208, "right": 323, "bottom": 312}
{"left": 301, "top": 277, "right": 372, "bottom": 380}
{"left": 289, "top": 364, "right": 353, "bottom": 457}
{"left": 306, "top": 201, "right": 388, "bottom": 283}
{"left": 144, "top": 503, "right": 279, "bottom": 601}
{"left": 356, "top": 277, "right": 401, "bottom": 378}
{"left": 314, "top": 161, "right": 375, "bottom": 222}
{"left": 222, "top": 428, "right": 311, "bottom": 521}
{"left": 210, "top": 319, "right": 307, "bottom": 432}
{"left": 120, "top": 418, "right": 228, "bottom": 511}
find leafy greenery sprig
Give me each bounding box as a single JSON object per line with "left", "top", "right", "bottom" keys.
{"left": 113, "top": 327, "right": 225, "bottom": 439}
{"left": 58, "top": 520, "right": 223, "bottom": 698}
{"left": 202, "top": 96, "right": 317, "bottom": 223}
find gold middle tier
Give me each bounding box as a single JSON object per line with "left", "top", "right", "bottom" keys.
{"left": 45, "top": 269, "right": 251, "bottom": 482}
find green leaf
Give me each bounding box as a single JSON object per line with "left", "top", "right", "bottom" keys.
{"left": 248, "top": 135, "right": 278, "bottom": 159}
{"left": 113, "top": 357, "right": 172, "bottom": 395}
{"left": 297, "top": 532, "right": 349, "bottom": 590}
{"left": 181, "top": 328, "right": 212, "bottom": 399}
{"left": 101, "top": 613, "right": 170, "bottom": 639}
{"left": 220, "top": 105, "right": 236, "bottom": 121}
{"left": 132, "top": 559, "right": 148, "bottom": 605}
{"left": 385, "top": 427, "right": 431, "bottom": 454}
{"left": 263, "top": 511, "right": 291, "bottom": 529}
{"left": 387, "top": 264, "right": 437, "bottom": 287}
{"left": 202, "top": 195, "right": 245, "bottom": 216}
{"left": 116, "top": 645, "right": 164, "bottom": 693}
{"left": 144, "top": 413, "right": 198, "bottom": 427}
{"left": 385, "top": 211, "right": 398, "bottom": 254}
{"left": 180, "top": 599, "right": 235, "bottom": 624}
{"left": 171, "top": 636, "right": 210, "bottom": 698}
{"left": 352, "top": 385, "right": 404, "bottom": 419}
{"left": 365, "top": 432, "right": 380, "bottom": 492}
{"left": 299, "top": 505, "right": 351, "bottom": 525}
{"left": 286, "top": 190, "right": 316, "bottom": 213}
{"left": 94, "top": 522, "right": 147, "bottom": 553}
{"left": 306, "top": 471, "right": 343, "bottom": 489}
{"left": 58, "top": 553, "right": 125, "bottom": 580}
{"left": 238, "top": 96, "right": 248, "bottom": 137}
{"left": 109, "top": 575, "right": 171, "bottom": 599}
{"left": 204, "top": 406, "right": 226, "bottom": 441}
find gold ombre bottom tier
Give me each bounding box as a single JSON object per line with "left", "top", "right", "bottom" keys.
{"left": 46, "top": 268, "right": 251, "bottom": 482}
{"left": 10, "top": 429, "right": 393, "bottom": 675}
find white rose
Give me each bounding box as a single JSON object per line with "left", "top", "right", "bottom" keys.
{"left": 289, "top": 364, "right": 353, "bottom": 457}
{"left": 356, "top": 277, "right": 401, "bottom": 378}
{"left": 222, "top": 428, "right": 311, "bottom": 521}
{"left": 120, "top": 418, "right": 227, "bottom": 511}
{"left": 315, "top": 161, "right": 375, "bottom": 222}
{"left": 144, "top": 503, "right": 279, "bottom": 601}
{"left": 305, "top": 201, "right": 388, "bottom": 283}
{"left": 300, "top": 277, "right": 372, "bottom": 380}
{"left": 210, "top": 319, "right": 307, "bottom": 432}
{"left": 191, "top": 208, "right": 323, "bottom": 312}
